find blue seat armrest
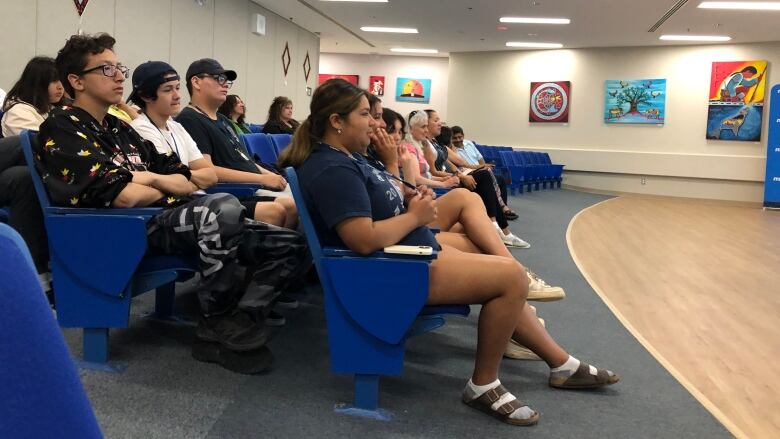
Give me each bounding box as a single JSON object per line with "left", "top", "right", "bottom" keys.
{"left": 44, "top": 206, "right": 162, "bottom": 221}
{"left": 322, "top": 246, "right": 438, "bottom": 261}
{"left": 46, "top": 214, "right": 151, "bottom": 297}
{"left": 205, "top": 183, "right": 262, "bottom": 198}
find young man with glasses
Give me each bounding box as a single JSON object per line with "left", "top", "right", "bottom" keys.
{"left": 36, "top": 33, "right": 308, "bottom": 374}
{"left": 176, "top": 59, "right": 296, "bottom": 221}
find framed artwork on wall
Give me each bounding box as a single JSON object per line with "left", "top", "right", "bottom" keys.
{"left": 395, "top": 78, "right": 431, "bottom": 103}
{"left": 369, "top": 76, "right": 385, "bottom": 96}
{"left": 318, "top": 74, "right": 359, "bottom": 86}
{"left": 529, "top": 81, "right": 571, "bottom": 123}
{"left": 706, "top": 60, "right": 768, "bottom": 141}
{"left": 604, "top": 79, "right": 666, "bottom": 124}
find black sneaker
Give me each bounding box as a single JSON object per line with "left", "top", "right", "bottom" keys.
{"left": 504, "top": 210, "right": 519, "bottom": 221}
{"left": 266, "top": 310, "right": 286, "bottom": 327}
{"left": 191, "top": 339, "right": 273, "bottom": 375}
{"left": 196, "top": 309, "right": 271, "bottom": 351}
{"left": 274, "top": 296, "right": 299, "bottom": 310}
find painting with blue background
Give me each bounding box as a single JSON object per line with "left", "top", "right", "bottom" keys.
{"left": 706, "top": 105, "right": 763, "bottom": 141}
{"left": 604, "top": 79, "right": 666, "bottom": 124}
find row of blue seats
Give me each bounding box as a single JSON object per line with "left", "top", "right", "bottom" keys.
{"left": 16, "top": 129, "right": 467, "bottom": 418}
{"left": 242, "top": 133, "right": 292, "bottom": 166}
{"left": 247, "top": 123, "right": 265, "bottom": 134}
{"left": 476, "top": 145, "right": 565, "bottom": 194}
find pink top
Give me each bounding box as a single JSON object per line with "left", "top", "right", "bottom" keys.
{"left": 401, "top": 140, "right": 431, "bottom": 177}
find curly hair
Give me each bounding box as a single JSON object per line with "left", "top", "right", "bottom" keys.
{"left": 55, "top": 33, "right": 116, "bottom": 98}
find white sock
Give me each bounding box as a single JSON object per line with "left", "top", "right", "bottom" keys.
{"left": 465, "top": 379, "right": 535, "bottom": 420}
{"left": 550, "top": 355, "right": 598, "bottom": 376}
{"left": 38, "top": 272, "right": 51, "bottom": 293}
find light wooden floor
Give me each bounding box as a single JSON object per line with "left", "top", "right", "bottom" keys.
{"left": 567, "top": 196, "right": 780, "bottom": 439}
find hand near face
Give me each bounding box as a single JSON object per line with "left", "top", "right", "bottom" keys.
{"left": 369, "top": 127, "right": 398, "bottom": 165}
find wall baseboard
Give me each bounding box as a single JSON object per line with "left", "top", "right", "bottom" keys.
{"left": 562, "top": 184, "right": 763, "bottom": 208}
{"left": 561, "top": 170, "right": 764, "bottom": 204}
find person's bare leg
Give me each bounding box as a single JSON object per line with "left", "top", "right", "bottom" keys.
{"left": 253, "top": 202, "right": 286, "bottom": 227}
{"left": 511, "top": 304, "right": 568, "bottom": 367}
{"left": 272, "top": 196, "right": 298, "bottom": 229}
{"left": 428, "top": 245, "right": 528, "bottom": 384}
{"left": 429, "top": 189, "right": 511, "bottom": 258}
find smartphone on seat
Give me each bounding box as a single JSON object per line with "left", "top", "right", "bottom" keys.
{"left": 383, "top": 245, "right": 434, "bottom": 256}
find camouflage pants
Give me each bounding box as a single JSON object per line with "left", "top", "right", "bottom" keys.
{"left": 146, "top": 193, "right": 308, "bottom": 315}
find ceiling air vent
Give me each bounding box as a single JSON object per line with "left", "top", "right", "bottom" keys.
{"left": 648, "top": 0, "right": 691, "bottom": 33}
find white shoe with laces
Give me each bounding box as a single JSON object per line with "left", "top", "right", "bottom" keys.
{"left": 527, "top": 270, "right": 565, "bottom": 302}
{"left": 502, "top": 232, "right": 531, "bottom": 248}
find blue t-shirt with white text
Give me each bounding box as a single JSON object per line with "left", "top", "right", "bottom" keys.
{"left": 296, "top": 143, "right": 438, "bottom": 249}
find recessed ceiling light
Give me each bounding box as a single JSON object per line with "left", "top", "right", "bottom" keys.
{"left": 390, "top": 48, "right": 439, "bottom": 54}
{"left": 698, "top": 1, "right": 780, "bottom": 10}
{"left": 659, "top": 34, "right": 732, "bottom": 41}
{"left": 506, "top": 41, "right": 563, "bottom": 48}
{"left": 360, "top": 26, "right": 418, "bottom": 33}
{"left": 500, "top": 17, "right": 571, "bottom": 24}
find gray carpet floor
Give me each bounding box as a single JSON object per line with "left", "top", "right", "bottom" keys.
{"left": 63, "top": 189, "right": 733, "bottom": 438}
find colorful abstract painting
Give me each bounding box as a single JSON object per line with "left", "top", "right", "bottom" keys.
{"left": 604, "top": 79, "right": 666, "bottom": 124}
{"left": 318, "top": 74, "right": 359, "bottom": 86}
{"left": 369, "top": 76, "right": 385, "bottom": 96}
{"left": 529, "top": 81, "right": 570, "bottom": 123}
{"left": 706, "top": 60, "right": 768, "bottom": 141}
{"left": 395, "top": 78, "right": 431, "bottom": 103}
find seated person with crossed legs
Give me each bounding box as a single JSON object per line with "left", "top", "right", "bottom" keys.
{"left": 281, "top": 79, "right": 619, "bottom": 427}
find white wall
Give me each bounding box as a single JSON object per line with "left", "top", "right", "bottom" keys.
{"left": 0, "top": 0, "right": 320, "bottom": 123}
{"left": 319, "top": 53, "right": 449, "bottom": 120}
{"left": 447, "top": 42, "right": 780, "bottom": 203}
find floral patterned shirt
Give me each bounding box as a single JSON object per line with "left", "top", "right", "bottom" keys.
{"left": 37, "top": 105, "right": 192, "bottom": 208}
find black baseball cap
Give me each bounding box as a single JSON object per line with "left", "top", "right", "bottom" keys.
{"left": 128, "top": 61, "right": 178, "bottom": 104}
{"left": 185, "top": 58, "right": 237, "bottom": 85}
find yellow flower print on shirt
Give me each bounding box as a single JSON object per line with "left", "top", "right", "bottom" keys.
{"left": 69, "top": 197, "right": 79, "bottom": 206}
{"left": 76, "top": 131, "right": 88, "bottom": 139}
{"left": 77, "top": 149, "right": 91, "bottom": 156}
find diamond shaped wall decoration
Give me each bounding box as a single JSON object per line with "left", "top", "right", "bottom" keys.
{"left": 303, "top": 52, "right": 311, "bottom": 82}
{"left": 282, "top": 42, "right": 291, "bottom": 77}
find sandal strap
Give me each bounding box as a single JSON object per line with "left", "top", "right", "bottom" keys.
{"left": 473, "top": 384, "right": 528, "bottom": 416}
{"left": 566, "top": 362, "right": 610, "bottom": 384}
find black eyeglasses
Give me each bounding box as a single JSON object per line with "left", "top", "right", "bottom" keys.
{"left": 197, "top": 74, "right": 233, "bottom": 88}
{"left": 80, "top": 64, "right": 130, "bottom": 78}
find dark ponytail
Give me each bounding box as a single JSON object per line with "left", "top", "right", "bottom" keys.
{"left": 278, "top": 79, "right": 368, "bottom": 168}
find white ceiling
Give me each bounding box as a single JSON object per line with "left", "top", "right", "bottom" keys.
{"left": 252, "top": 0, "right": 780, "bottom": 56}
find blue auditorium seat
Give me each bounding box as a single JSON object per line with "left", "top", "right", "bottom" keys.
{"left": 0, "top": 223, "right": 103, "bottom": 438}
{"left": 21, "top": 130, "right": 198, "bottom": 368}
{"left": 286, "top": 167, "right": 470, "bottom": 419}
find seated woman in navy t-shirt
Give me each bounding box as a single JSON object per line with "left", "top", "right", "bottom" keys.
{"left": 279, "top": 79, "right": 619, "bottom": 427}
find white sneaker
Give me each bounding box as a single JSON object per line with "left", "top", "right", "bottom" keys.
{"left": 527, "top": 270, "right": 565, "bottom": 302}
{"left": 504, "top": 338, "right": 542, "bottom": 361}
{"left": 502, "top": 232, "right": 531, "bottom": 248}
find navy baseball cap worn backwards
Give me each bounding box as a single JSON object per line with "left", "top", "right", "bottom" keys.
{"left": 128, "top": 61, "right": 178, "bottom": 104}
{"left": 186, "top": 58, "right": 237, "bottom": 84}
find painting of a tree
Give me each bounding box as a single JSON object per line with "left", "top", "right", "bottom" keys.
{"left": 616, "top": 87, "right": 651, "bottom": 114}
{"left": 604, "top": 79, "right": 666, "bottom": 124}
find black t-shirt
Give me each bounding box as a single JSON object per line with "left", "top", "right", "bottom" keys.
{"left": 296, "top": 143, "right": 438, "bottom": 249}
{"left": 176, "top": 107, "right": 259, "bottom": 174}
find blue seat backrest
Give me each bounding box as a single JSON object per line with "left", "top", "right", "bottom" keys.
{"left": 242, "top": 133, "right": 277, "bottom": 165}
{"left": 248, "top": 123, "right": 264, "bottom": 133}
{"left": 0, "top": 223, "right": 102, "bottom": 438}
{"left": 20, "top": 131, "right": 52, "bottom": 210}
{"left": 285, "top": 167, "right": 325, "bottom": 273}
{"left": 269, "top": 134, "right": 293, "bottom": 153}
